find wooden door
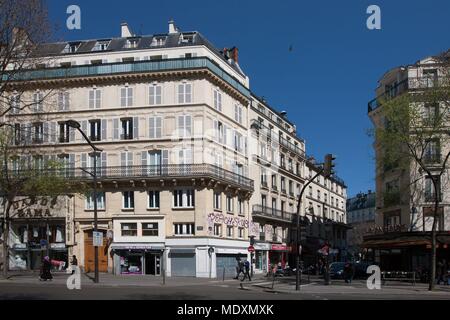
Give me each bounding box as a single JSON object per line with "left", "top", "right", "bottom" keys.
{"left": 84, "top": 230, "right": 108, "bottom": 273}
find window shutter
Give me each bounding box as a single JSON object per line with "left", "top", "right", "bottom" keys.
{"left": 101, "top": 120, "right": 107, "bottom": 141}
{"left": 162, "top": 150, "right": 169, "bottom": 165}
{"left": 81, "top": 120, "right": 87, "bottom": 136}
{"left": 186, "top": 116, "right": 192, "bottom": 136}
{"left": 43, "top": 122, "right": 49, "bottom": 143}
{"left": 149, "top": 86, "right": 154, "bottom": 105}
{"left": 96, "top": 90, "right": 101, "bottom": 109}
{"left": 141, "top": 151, "right": 148, "bottom": 166}
{"left": 81, "top": 153, "right": 87, "bottom": 171}
{"left": 213, "top": 120, "right": 218, "bottom": 142}
{"left": 69, "top": 154, "right": 75, "bottom": 172}
{"left": 128, "top": 152, "right": 133, "bottom": 166}
{"left": 120, "top": 152, "right": 126, "bottom": 167}
{"left": 121, "top": 88, "right": 127, "bottom": 107}
{"left": 156, "top": 117, "right": 162, "bottom": 138}
{"left": 89, "top": 90, "right": 95, "bottom": 109}
{"left": 149, "top": 117, "right": 155, "bottom": 139}
{"left": 67, "top": 125, "right": 74, "bottom": 142}
{"left": 101, "top": 153, "right": 107, "bottom": 172}
{"left": 50, "top": 122, "right": 57, "bottom": 143}
{"left": 128, "top": 87, "right": 133, "bottom": 106}
{"left": 133, "top": 117, "right": 139, "bottom": 139}
{"left": 113, "top": 119, "right": 119, "bottom": 140}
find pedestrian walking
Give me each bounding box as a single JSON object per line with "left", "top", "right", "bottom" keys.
{"left": 242, "top": 259, "right": 251, "bottom": 282}
{"left": 40, "top": 256, "right": 53, "bottom": 281}
{"left": 71, "top": 255, "right": 78, "bottom": 275}
{"left": 234, "top": 257, "right": 244, "bottom": 280}
{"left": 344, "top": 262, "right": 354, "bottom": 284}
{"left": 436, "top": 260, "right": 444, "bottom": 285}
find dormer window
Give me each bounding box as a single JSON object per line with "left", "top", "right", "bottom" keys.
{"left": 62, "top": 42, "right": 81, "bottom": 54}
{"left": 92, "top": 40, "right": 110, "bottom": 51}
{"left": 151, "top": 37, "right": 166, "bottom": 47}
{"left": 179, "top": 34, "right": 194, "bottom": 44}
{"left": 125, "top": 38, "right": 139, "bottom": 49}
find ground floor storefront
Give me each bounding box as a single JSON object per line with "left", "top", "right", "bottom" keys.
{"left": 111, "top": 243, "right": 164, "bottom": 276}
{"left": 8, "top": 220, "right": 68, "bottom": 271}
{"left": 363, "top": 232, "right": 450, "bottom": 272}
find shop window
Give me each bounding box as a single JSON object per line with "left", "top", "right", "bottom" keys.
{"left": 120, "top": 253, "right": 142, "bottom": 275}
{"left": 174, "top": 223, "right": 195, "bottom": 235}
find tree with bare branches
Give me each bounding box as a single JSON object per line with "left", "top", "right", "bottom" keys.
{"left": 374, "top": 52, "right": 450, "bottom": 291}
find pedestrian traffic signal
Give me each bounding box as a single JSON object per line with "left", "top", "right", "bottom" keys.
{"left": 324, "top": 154, "right": 336, "bottom": 177}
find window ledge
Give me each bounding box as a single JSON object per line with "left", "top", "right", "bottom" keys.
{"left": 146, "top": 208, "right": 160, "bottom": 211}
{"left": 172, "top": 207, "right": 195, "bottom": 210}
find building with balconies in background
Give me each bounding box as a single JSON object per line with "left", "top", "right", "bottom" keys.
{"left": 366, "top": 49, "right": 450, "bottom": 272}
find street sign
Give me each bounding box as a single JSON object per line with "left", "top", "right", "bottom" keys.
{"left": 248, "top": 245, "right": 255, "bottom": 253}
{"left": 93, "top": 231, "right": 103, "bottom": 247}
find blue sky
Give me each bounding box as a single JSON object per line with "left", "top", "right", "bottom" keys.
{"left": 47, "top": 0, "right": 450, "bottom": 196}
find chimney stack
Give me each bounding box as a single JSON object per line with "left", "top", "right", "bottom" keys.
{"left": 168, "top": 19, "right": 178, "bottom": 34}
{"left": 121, "top": 23, "right": 133, "bottom": 37}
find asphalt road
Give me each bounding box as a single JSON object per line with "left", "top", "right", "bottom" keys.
{"left": 1, "top": 281, "right": 449, "bottom": 300}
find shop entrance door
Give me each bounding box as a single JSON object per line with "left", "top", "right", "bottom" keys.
{"left": 145, "top": 253, "right": 161, "bottom": 276}
{"left": 84, "top": 230, "right": 108, "bottom": 273}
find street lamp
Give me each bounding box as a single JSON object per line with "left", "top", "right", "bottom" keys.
{"left": 66, "top": 120, "right": 103, "bottom": 284}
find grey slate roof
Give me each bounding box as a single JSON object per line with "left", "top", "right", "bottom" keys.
{"left": 32, "top": 31, "right": 245, "bottom": 76}
{"left": 346, "top": 192, "right": 376, "bottom": 212}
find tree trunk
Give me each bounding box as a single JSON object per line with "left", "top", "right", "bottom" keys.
{"left": 428, "top": 189, "right": 440, "bottom": 291}
{"left": 2, "top": 219, "right": 9, "bottom": 279}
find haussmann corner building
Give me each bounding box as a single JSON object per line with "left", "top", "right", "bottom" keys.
{"left": 365, "top": 50, "right": 450, "bottom": 271}
{"left": 4, "top": 21, "right": 349, "bottom": 277}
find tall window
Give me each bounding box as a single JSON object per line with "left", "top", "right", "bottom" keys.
{"left": 425, "top": 176, "right": 441, "bottom": 202}
{"left": 32, "top": 123, "right": 44, "bottom": 144}
{"left": 121, "top": 118, "right": 133, "bottom": 140}
{"left": 261, "top": 168, "right": 267, "bottom": 186}
{"left": 86, "top": 192, "right": 105, "bottom": 210}
{"left": 149, "top": 84, "right": 162, "bottom": 105}
{"left": 89, "top": 120, "right": 101, "bottom": 141}
{"left": 214, "top": 224, "right": 222, "bottom": 237}
{"left": 148, "top": 191, "right": 160, "bottom": 209}
{"left": 149, "top": 117, "right": 162, "bottom": 139}
{"left": 33, "top": 92, "right": 43, "bottom": 112}
{"left": 174, "top": 223, "right": 195, "bottom": 235}
{"left": 58, "top": 92, "right": 70, "bottom": 111}
{"left": 238, "top": 228, "right": 244, "bottom": 239}
{"left": 178, "top": 82, "right": 192, "bottom": 104}
{"left": 59, "top": 122, "right": 71, "bottom": 143}
{"left": 234, "top": 105, "right": 243, "bottom": 124}
{"left": 226, "top": 226, "right": 233, "bottom": 238}
{"left": 214, "top": 192, "right": 222, "bottom": 210}
{"left": 121, "top": 86, "right": 133, "bottom": 107}
{"left": 214, "top": 89, "right": 222, "bottom": 111}
{"left": 173, "top": 189, "right": 195, "bottom": 208}
{"left": 272, "top": 174, "right": 277, "bottom": 189}
{"left": 89, "top": 88, "right": 101, "bottom": 109}
{"left": 238, "top": 198, "right": 244, "bottom": 215}
{"left": 123, "top": 191, "right": 135, "bottom": 209}
{"left": 10, "top": 94, "right": 20, "bottom": 114}
{"left": 226, "top": 196, "right": 234, "bottom": 213}
{"left": 177, "top": 115, "right": 192, "bottom": 137}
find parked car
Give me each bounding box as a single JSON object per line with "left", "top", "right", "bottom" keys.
{"left": 329, "top": 262, "right": 346, "bottom": 279}
{"left": 354, "top": 262, "right": 378, "bottom": 279}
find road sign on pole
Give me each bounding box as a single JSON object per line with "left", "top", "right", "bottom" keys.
{"left": 248, "top": 246, "right": 255, "bottom": 253}
{"left": 93, "top": 231, "right": 103, "bottom": 247}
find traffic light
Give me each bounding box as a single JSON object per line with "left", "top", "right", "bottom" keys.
{"left": 250, "top": 236, "right": 256, "bottom": 246}
{"left": 323, "top": 154, "right": 336, "bottom": 177}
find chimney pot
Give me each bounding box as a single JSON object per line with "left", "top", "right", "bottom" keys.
{"left": 121, "top": 23, "right": 133, "bottom": 37}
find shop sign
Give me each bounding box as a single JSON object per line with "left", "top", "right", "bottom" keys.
{"left": 271, "top": 244, "right": 291, "bottom": 252}
{"left": 93, "top": 231, "right": 103, "bottom": 247}
{"left": 13, "top": 243, "right": 27, "bottom": 249}
{"left": 50, "top": 243, "right": 66, "bottom": 250}
{"left": 367, "top": 224, "right": 407, "bottom": 234}
{"left": 254, "top": 243, "right": 270, "bottom": 251}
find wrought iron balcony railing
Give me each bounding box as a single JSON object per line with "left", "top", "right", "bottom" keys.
{"left": 5, "top": 57, "right": 251, "bottom": 99}
{"left": 368, "top": 76, "right": 449, "bottom": 113}
{"left": 11, "top": 164, "right": 254, "bottom": 190}
{"left": 252, "top": 204, "right": 293, "bottom": 223}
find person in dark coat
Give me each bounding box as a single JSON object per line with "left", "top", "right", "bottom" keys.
{"left": 40, "top": 256, "right": 53, "bottom": 281}
{"left": 71, "top": 255, "right": 78, "bottom": 275}
{"left": 344, "top": 262, "right": 354, "bottom": 284}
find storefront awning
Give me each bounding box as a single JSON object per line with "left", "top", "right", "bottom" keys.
{"left": 111, "top": 243, "right": 165, "bottom": 250}
{"left": 362, "top": 239, "right": 431, "bottom": 249}
{"left": 169, "top": 248, "right": 196, "bottom": 254}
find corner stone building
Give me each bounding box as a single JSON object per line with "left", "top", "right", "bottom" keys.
{"left": 5, "top": 21, "right": 348, "bottom": 277}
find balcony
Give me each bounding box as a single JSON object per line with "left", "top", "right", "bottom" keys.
{"left": 90, "top": 135, "right": 101, "bottom": 142}
{"left": 120, "top": 134, "right": 133, "bottom": 140}
{"left": 368, "top": 76, "right": 448, "bottom": 113}
{"left": 252, "top": 205, "right": 293, "bottom": 223}
{"left": 14, "top": 164, "right": 254, "bottom": 191}
{"left": 279, "top": 137, "right": 306, "bottom": 158}
{"left": 5, "top": 57, "right": 251, "bottom": 99}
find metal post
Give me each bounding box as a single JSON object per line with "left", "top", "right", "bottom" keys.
{"left": 295, "top": 168, "right": 324, "bottom": 291}
{"left": 93, "top": 152, "right": 99, "bottom": 284}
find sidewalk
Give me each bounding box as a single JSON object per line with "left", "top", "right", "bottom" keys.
{"left": 250, "top": 277, "right": 450, "bottom": 295}
{"left": 0, "top": 271, "right": 268, "bottom": 288}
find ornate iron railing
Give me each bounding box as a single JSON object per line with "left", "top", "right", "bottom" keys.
{"left": 11, "top": 164, "right": 254, "bottom": 190}
{"left": 252, "top": 204, "right": 293, "bottom": 223}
